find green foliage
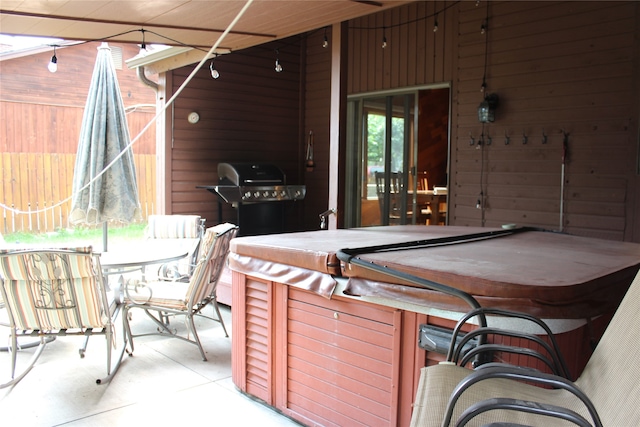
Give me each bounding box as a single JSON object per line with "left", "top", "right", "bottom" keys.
{"left": 3, "top": 223, "right": 146, "bottom": 246}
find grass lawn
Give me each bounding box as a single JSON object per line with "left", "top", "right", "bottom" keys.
{"left": 2, "top": 223, "right": 147, "bottom": 249}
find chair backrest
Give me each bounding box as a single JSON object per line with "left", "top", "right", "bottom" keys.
{"left": 146, "top": 215, "right": 203, "bottom": 239}
{"left": 375, "top": 171, "right": 403, "bottom": 195}
{"left": 0, "top": 248, "right": 109, "bottom": 331}
{"left": 185, "top": 223, "right": 238, "bottom": 306}
{"left": 375, "top": 171, "right": 409, "bottom": 222}
{"left": 575, "top": 268, "right": 640, "bottom": 426}
{"left": 146, "top": 215, "right": 205, "bottom": 277}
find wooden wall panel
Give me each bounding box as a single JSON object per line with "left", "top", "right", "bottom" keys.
{"left": 453, "top": 1, "right": 638, "bottom": 240}
{"left": 345, "top": 1, "right": 639, "bottom": 242}
{"left": 169, "top": 39, "right": 304, "bottom": 229}
{"left": 303, "top": 29, "right": 332, "bottom": 230}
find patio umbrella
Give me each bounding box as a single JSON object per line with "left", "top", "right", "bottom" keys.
{"left": 70, "top": 42, "right": 141, "bottom": 252}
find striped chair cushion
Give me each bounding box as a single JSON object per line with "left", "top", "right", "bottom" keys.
{"left": 146, "top": 215, "right": 201, "bottom": 239}
{"left": 0, "top": 249, "right": 107, "bottom": 330}
{"left": 125, "top": 223, "right": 237, "bottom": 310}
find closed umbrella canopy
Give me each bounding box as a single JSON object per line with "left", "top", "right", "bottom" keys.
{"left": 70, "top": 42, "right": 141, "bottom": 249}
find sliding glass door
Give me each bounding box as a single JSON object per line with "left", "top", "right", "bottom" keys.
{"left": 345, "top": 86, "right": 450, "bottom": 228}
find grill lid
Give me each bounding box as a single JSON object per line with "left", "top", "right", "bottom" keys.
{"left": 218, "top": 162, "right": 285, "bottom": 186}
{"left": 201, "top": 162, "right": 305, "bottom": 203}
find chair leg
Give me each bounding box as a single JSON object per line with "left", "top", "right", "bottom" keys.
{"left": 122, "top": 306, "right": 136, "bottom": 356}
{"left": 186, "top": 313, "right": 207, "bottom": 361}
{"left": 1, "top": 335, "right": 49, "bottom": 389}
{"left": 96, "top": 328, "right": 128, "bottom": 385}
{"left": 212, "top": 300, "right": 228, "bottom": 338}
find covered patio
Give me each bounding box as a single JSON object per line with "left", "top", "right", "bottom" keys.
{"left": 0, "top": 301, "right": 301, "bottom": 426}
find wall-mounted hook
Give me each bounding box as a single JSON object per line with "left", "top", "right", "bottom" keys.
{"left": 541, "top": 129, "right": 547, "bottom": 144}
{"left": 504, "top": 130, "right": 510, "bottom": 145}
{"left": 522, "top": 130, "right": 528, "bottom": 145}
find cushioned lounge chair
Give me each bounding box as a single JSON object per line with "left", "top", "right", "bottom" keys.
{"left": 0, "top": 247, "right": 127, "bottom": 388}
{"left": 123, "top": 223, "right": 238, "bottom": 361}
{"left": 410, "top": 268, "right": 640, "bottom": 427}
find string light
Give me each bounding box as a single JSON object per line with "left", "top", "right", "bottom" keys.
{"left": 274, "top": 49, "right": 283, "bottom": 72}
{"left": 433, "top": 14, "right": 439, "bottom": 32}
{"left": 209, "top": 58, "right": 220, "bottom": 79}
{"left": 480, "top": 19, "right": 487, "bottom": 34}
{"left": 323, "top": 27, "right": 329, "bottom": 48}
{"left": 139, "top": 28, "right": 147, "bottom": 55}
{"left": 48, "top": 46, "right": 58, "bottom": 73}
{"left": 382, "top": 27, "right": 387, "bottom": 49}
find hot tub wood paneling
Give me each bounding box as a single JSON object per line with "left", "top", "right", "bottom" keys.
{"left": 230, "top": 226, "right": 640, "bottom": 427}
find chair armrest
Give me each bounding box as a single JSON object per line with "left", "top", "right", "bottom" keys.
{"left": 442, "top": 364, "right": 602, "bottom": 427}
{"left": 447, "top": 307, "right": 571, "bottom": 379}
{"left": 457, "top": 397, "right": 595, "bottom": 427}
{"left": 457, "top": 341, "right": 565, "bottom": 377}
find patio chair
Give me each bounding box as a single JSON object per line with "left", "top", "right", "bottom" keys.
{"left": 410, "top": 268, "right": 640, "bottom": 427}
{"left": 0, "top": 247, "right": 127, "bottom": 388}
{"left": 123, "top": 223, "right": 238, "bottom": 361}
{"left": 375, "top": 171, "right": 414, "bottom": 225}
{"left": 145, "top": 214, "right": 205, "bottom": 281}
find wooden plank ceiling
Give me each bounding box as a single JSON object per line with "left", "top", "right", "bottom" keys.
{"left": 0, "top": 1, "right": 410, "bottom": 52}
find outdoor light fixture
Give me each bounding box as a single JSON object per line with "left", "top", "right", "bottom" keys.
{"left": 323, "top": 27, "right": 329, "bottom": 48}
{"left": 478, "top": 93, "right": 499, "bottom": 123}
{"left": 210, "top": 60, "right": 220, "bottom": 79}
{"left": 139, "top": 29, "right": 147, "bottom": 56}
{"left": 48, "top": 46, "right": 58, "bottom": 73}
{"left": 274, "top": 49, "right": 283, "bottom": 72}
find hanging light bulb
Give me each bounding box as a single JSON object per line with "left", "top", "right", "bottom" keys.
{"left": 210, "top": 59, "right": 220, "bottom": 79}
{"left": 274, "top": 50, "right": 283, "bottom": 72}
{"left": 139, "top": 29, "right": 147, "bottom": 56}
{"left": 48, "top": 46, "right": 58, "bottom": 73}
{"left": 480, "top": 20, "right": 487, "bottom": 35}
{"left": 480, "top": 79, "right": 487, "bottom": 93}
{"left": 382, "top": 27, "right": 387, "bottom": 49}
{"left": 323, "top": 27, "right": 329, "bottom": 48}
{"left": 433, "top": 15, "right": 439, "bottom": 32}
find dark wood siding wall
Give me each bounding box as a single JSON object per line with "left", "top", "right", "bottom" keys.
{"left": 346, "top": 1, "right": 639, "bottom": 242}
{"left": 168, "top": 40, "right": 304, "bottom": 230}
{"left": 348, "top": 1, "right": 456, "bottom": 93}
{"left": 303, "top": 29, "right": 333, "bottom": 230}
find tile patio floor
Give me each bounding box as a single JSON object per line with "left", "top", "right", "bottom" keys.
{"left": 0, "top": 303, "right": 302, "bottom": 427}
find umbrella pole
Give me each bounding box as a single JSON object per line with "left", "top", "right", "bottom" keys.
{"left": 103, "top": 223, "right": 108, "bottom": 252}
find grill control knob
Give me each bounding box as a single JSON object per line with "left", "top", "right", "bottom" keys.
{"left": 254, "top": 191, "right": 260, "bottom": 198}
{"left": 280, "top": 190, "right": 287, "bottom": 197}
{"left": 263, "top": 191, "right": 269, "bottom": 198}
{"left": 244, "top": 192, "right": 252, "bottom": 199}
{"left": 272, "top": 191, "right": 278, "bottom": 197}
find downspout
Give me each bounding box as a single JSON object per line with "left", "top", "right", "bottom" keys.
{"left": 137, "top": 66, "right": 158, "bottom": 91}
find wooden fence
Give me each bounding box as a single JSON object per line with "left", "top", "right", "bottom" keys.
{"left": 0, "top": 153, "right": 156, "bottom": 235}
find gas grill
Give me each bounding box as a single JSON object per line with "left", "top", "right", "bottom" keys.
{"left": 214, "top": 163, "right": 305, "bottom": 203}
{"left": 198, "top": 162, "right": 306, "bottom": 236}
